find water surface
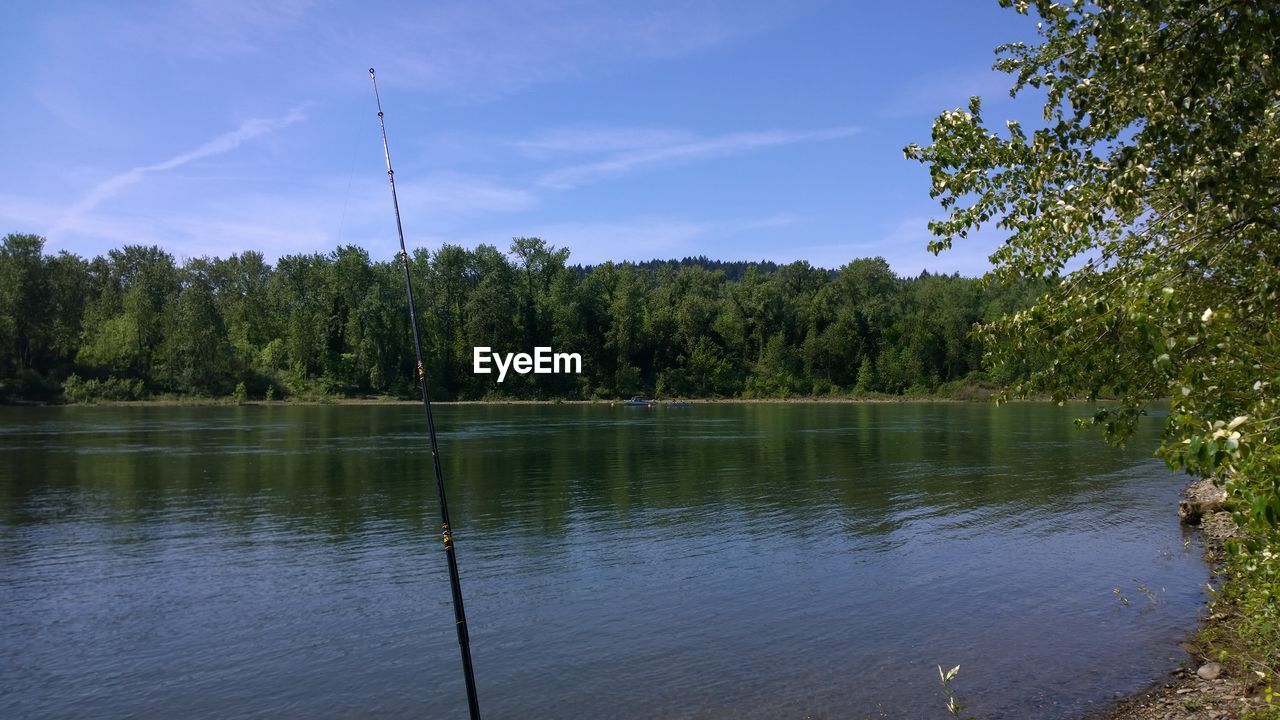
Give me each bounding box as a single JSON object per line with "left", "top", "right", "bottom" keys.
{"left": 0, "top": 403, "right": 1206, "bottom": 718}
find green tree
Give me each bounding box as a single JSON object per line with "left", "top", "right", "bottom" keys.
{"left": 0, "top": 233, "right": 49, "bottom": 374}
{"left": 271, "top": 253, "right": 332, "bottom": 383}
{"left": 348, "top": 261, "right": 404, "bottom": 393}
{"left": 163, "top": 280, "right": 233, "bottom": 395}
{"left": 510, "top": 237, "right": 570, "bottom": 349}
{"left": 2, "top": 234, "right": 1016, "bottom": 404}
{"left": 746, "top": 332, "right": 802, "bottom": 397}
{"left": 423, "top": 244, "right": 476, "bottom": 392}
{"left": 44, "top": 251, "right": 90, "bottom": 372}
{"left": 604, "top": 265, "right": 649, "bottom": 394}
{"left": 204, "top": 251, "right": 276, "bottom": 378}
{"left": 77, "top": 245, "right": 179, "bottom": 386}
{"left": 573, "top": 263, "right": 625, "bottom": 395}
{"left": 855, "top": 355, "right": 876, "bottom": 394}
{"left": 907, "top": 0, "right": 1279, "bottom": 671}
{"left": 463, "top": 245, "right": 520, "bottom": 396}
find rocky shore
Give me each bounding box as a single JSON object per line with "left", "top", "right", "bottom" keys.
{"left": 1098, "top": 478, "right": 1270, "bottom": 720}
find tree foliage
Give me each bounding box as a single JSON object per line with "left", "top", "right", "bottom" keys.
{"left": 907, "top": 0, "right": 1279, "bottom": 675}
{"left": 0, "top": 233, "right": 1028, "bottom": 403}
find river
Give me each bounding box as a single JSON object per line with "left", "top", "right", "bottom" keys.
{"left": 0, "top": 402, "right": 1206, "bottom": 718}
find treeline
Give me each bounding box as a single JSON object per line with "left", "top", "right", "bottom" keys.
{"left": 0, "top": 232, "right": 1038, "bottom": 403}
{"left": 582, "top": 256, "right": 785, "bottom": 282}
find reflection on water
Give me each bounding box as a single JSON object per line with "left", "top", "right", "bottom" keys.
{"left": 0, "top": 403, "right": 1204, "bottom": 719}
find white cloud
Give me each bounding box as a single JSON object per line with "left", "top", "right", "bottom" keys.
{"left": 112, "top": 0, "right": 319, "bottom": 59}
{"left": 50, "top": 107, "right": 309, "bottom": 237}
{"left": 395, "top": 175, "right": 537, "bottom": 220}
{"left": 511, "top": 127, "right": 697, "bottom": 158}
{"left": 24, "top": 0, "right": 800, "bottom": 112}
{"left": 369, "top": 1, "right": 786, "bottom": 101}
{"left": 537, "top": 125, "right": 862, "bottom": 189}
{"left": 14, "top": 168, "right": 536, "bottom": 263}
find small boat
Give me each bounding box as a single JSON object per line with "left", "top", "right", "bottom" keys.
{"left": 620, "top": 395, "right": 655, "bottom": 407}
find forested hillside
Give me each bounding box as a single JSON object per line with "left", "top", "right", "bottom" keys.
{"left": 0, "top": 232, "right": 1035, "bottom": 402}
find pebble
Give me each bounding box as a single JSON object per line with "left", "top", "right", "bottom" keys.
{"left": 1196, "top": 661, "right": 1222, "bottom": 680}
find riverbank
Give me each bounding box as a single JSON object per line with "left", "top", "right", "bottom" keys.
{"left": 15, "top": 385, "right": 1018, "bottom": 408}
{"left": 52, "top": 395, "right": 967, "bottom": 407}
{"left": 1098, "top": 478, "right": 1273, "bottom": 720}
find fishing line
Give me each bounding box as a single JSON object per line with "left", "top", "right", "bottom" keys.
{"left": 369, "top": 67, "right": 482, "bottom": 720}
{"left": 335, "top": 123, "right": 358, "bottom": 247}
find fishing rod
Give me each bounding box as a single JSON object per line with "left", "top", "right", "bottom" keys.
{"left": 369, "top": 67, "right": 482, "bottom": 720}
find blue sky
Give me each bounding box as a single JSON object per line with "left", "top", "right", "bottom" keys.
{"left": 1, "top": 1, "right": 1039, "bottom": 275}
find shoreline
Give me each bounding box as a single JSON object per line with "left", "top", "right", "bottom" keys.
{"left": 4, "top": 396, "right": 969, "bottom": 408}
{"left": 10, "top": 391, "right": 1101, "bottom": 409}
{"left": 1096, "top": 478, "right": 1265, "bottom": 719}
